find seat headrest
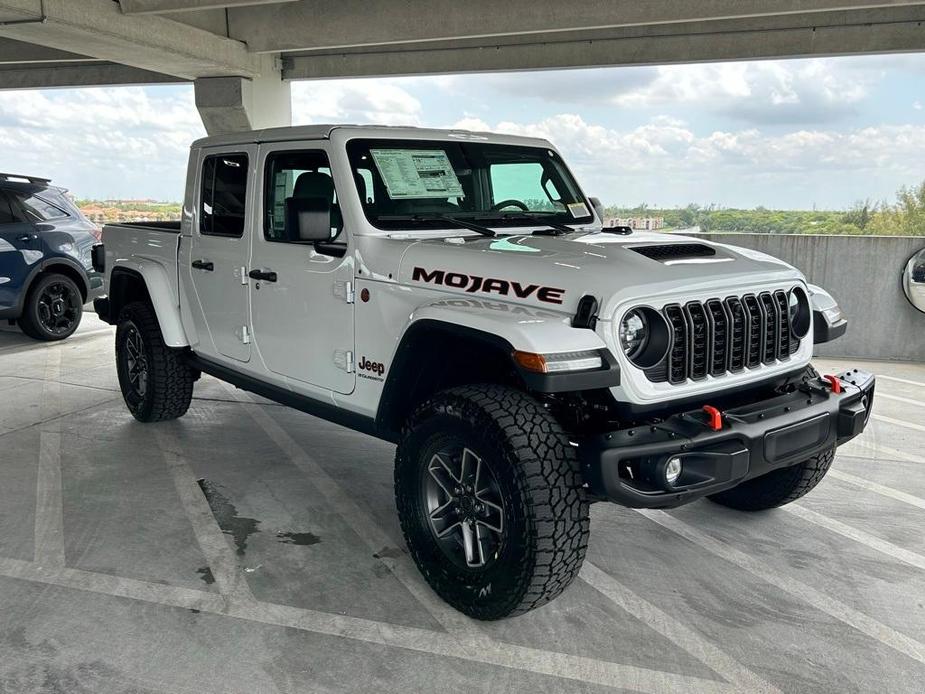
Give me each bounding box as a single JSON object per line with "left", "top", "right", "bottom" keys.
{"left": 293, "top": 171, "right": 335, "bottom": 202}
{"left": 353, "top": 172, "right": 367, "bottom": 203}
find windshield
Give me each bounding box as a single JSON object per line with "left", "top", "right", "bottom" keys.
{"left": 346, "top": 138, "right": 593, "bottom": 231}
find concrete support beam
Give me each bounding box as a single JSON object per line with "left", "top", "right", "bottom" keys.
{"left": 0, "top": 0, "right": 258, "bottom": 79}
{"left": 283, "top": 10, "right": 925, "bottom": 78}
{"left": 230, "top": 0, "right": 925, "bottom": 52}
{"left": 0, "top": 62, "right": 182, "bottom": 88}
{"left": 195, "top": 57, "right": 291, "bottom": 135}
{"left": 0, "top": 37, "right": 98, "bottom": 64}
{"left": 120, "top": 0, "right": 297, "bottom": 13}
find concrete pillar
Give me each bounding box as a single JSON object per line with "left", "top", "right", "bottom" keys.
{"left": 194, "top": 56, "right": 291, "bottom": 135}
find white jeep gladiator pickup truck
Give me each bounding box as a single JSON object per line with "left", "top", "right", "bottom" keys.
{"left": 92, "top": 124, "right": 874, "bottom": 620}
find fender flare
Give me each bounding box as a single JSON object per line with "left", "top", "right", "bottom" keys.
{"left": 108, "top": 264, "right": 189, "bottom": 347}
{"left": 375, "top": 302, "right": 619, "bottom": 436}
{"left": 11, "top": 256, "right": 90, "bottom": 317}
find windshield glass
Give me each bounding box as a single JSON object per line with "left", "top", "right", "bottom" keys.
{"left": 346, "top": 138, "right": 593, "bottom": 231}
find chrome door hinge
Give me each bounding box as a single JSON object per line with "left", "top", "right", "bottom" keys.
{"left": 240, "top": 266, "right": 248, "bottom": 285}
{"left": 334, "top": 349, "right": 354, "bottom": 373}
{"left": 240, "top": 325, "right": 251, "bottom": 345}
{"left": 334, "top": 280, "right": 355, "bottom": 304}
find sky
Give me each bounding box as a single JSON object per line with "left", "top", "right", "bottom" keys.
{"left": 0, "top": 54, "right": 923, "bottom": 209}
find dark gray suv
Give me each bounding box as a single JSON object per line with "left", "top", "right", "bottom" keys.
{"left": 0, "top": 173, "right": 103, "bottom": 340}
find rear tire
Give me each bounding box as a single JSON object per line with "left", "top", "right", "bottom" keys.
{"left": 116, "top": 301, "right": 195, "bottom": 422}
{"left": 18, "top": 273, "right": 83, "bottom": 341}
{"left": 395, "top": 384, "right": 589, "bottom": 620}
{"left": 707, "top": 446, "right": 835, "bottom": 511}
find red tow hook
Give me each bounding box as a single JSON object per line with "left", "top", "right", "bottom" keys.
{"left": 702, "top": 405, "right": 723, "bottom": 431}
{"left": 823, "top": 374, "right": 843, "bottom": 394}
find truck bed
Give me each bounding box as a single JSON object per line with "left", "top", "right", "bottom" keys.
{"left": 104, "top": 220, "right": 181, "bottom": 234}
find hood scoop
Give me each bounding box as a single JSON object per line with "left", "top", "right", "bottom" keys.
{"left": 629, "top": 243, "right": 718, "bottom": 263}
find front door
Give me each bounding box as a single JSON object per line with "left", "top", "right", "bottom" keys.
{"left": 249, "top": 144, "right": 355, "bottom": 395}
{"left": 187, "top": 148, "right": 255, "bottom": 363}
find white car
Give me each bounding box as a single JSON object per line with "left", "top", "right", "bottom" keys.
{"left": 92, "top": 125, "right": 874, "bottom": 620}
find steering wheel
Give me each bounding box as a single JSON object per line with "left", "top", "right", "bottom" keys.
{"left": 491, "top": 199, "right": 529, "bottom": 212}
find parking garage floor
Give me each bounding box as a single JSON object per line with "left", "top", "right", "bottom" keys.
{"left": 0, "top": 315, "right": 923, "bottom": 694}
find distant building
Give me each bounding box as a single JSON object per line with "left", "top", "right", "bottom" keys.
{"left": 603, "top": 217, "right": 664, "bottom": 231}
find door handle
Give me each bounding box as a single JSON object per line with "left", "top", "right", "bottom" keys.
{"left": 248, "top": 269, "right": 277, "bottom": 282}
{"left": 16, "top": 234, "right": 35, "bottom": 242}
{"left": 191, "top": 259, "right": 214, "bottom": 271}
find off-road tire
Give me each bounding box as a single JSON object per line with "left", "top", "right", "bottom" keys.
{"left": 395, "top": 384, "right": 589, "bottom": 620}
{"left": 18, "top": 273, "right": 83, "bottom": 341}
{"left": 116, "top": 301, "right": 195, "bottom": 422}
{"left": 707, "top": 446, "right": 836, "bottom": 511}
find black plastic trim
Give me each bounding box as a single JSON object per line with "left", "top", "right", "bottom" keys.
{"left": 580, "top": 370, "right": 874, "bottom": 509}
{"left": 813, "top": 311, "right": 848, "bottom": 344}
{"left": 187, "top": 353, "right": 383, "bottom": 441}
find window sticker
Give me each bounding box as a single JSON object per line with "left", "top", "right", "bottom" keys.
{"left": 567, "top": 202, "right": 590, "bottom": 218}
{"left": 370, "top": 149, "right": 465, "bottom": 200}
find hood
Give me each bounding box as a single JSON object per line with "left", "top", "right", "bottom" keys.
{"left": 396, "top": 230, "right": 805, "bottom": 319}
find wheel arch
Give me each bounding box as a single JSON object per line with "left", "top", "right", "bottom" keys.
{"left": 107, "top": 265, "right": 189, "bottom": 347}
{"left": 15, "top": 257, "right": 90, "bottom": 317}
{"left": 375, "top": 320, "right": 524, "bottom": 440}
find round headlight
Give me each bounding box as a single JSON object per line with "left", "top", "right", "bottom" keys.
{"left": 788, "top": 287, "right": 811, "bottom": 339}
{"left": 619, "top": 309, "right": 648, "bottom": 359}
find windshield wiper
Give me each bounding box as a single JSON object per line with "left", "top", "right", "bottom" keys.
{"left": 473, "top": 212, "right": 575, "bottom": 235}
{"left": 377, "top": 214, "right": 496, "bottom": 237}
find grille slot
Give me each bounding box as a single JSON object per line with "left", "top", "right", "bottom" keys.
{"left": 706, "top": 299, "right": 728, "bottom": 376}
{"left": 664, "top": 305, "right": 688, "bottom": 384}
{"left": 743, "top": 295, "right": 763, "bottom": 368}
{"left": 648, "top": 289, "right": 800, "bottom": 384}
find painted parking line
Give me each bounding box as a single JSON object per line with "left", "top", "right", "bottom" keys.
{"left": 580, "top": 561, "right": 782, "bottom": 694}
{"left": 33, "top": 345, "right": 65, "bottom": 568}
{"left": 154, "top": 428, "right": 258, "bottom": 609}
{"left": 828, "top": 470, "right": 925, "bottom": 510}
{"left": 876, "top": 374, "right": 925, "bottom": 390}
{"left": 872, "top": 413, "right": 925, "bottom": 435}
{"left": 876, "top": 392, "right": 925, "bottom": 409}
{"left": 0, "top": 326, "right": 112, "bottom": 354}
{"left": 637, "top": 509, "right": 925, "bottom": 667}
{"left": 0, "top": 555, "right": 226, "bottom": 613}
{"left": 784, "top": 504, "right": 925, "bottom": 571}
{"left": 841, "top": 438, "right": 925, "bottom": 465}
{"left": 222, "top": 384, "right": 489, "bottom": 643}
{"left": 0, "top": 555, "right": 736, "bottom": 694}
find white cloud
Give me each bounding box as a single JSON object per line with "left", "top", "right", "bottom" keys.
{"left": 291, "top": 79, "right": 422, "bottom": 126}
{"left": 613, "top": 60, "right": 872, "bottom": 124}
{"left": 454, "top": 113, "right": 925, "bottom": 207}
{"left": 0, "top": 86, "right": 203, "bottom": 200}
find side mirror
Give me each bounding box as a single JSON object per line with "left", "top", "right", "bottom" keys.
{"left": 285, "top": 196, "right": 332, "bottom": 242}
{"left": 589, "top": 196, "right": 605, "bottom": 222}
{"left": 902, "top": 248, "right": 925, "bottom": 314}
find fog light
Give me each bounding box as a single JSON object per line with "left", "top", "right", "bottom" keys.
{"left": 665, "top": 457, "right": 683, "bottom": 485}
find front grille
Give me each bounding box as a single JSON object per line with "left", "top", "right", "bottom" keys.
{"left": 649, "top": 290, "right": 800, "bottom": 384}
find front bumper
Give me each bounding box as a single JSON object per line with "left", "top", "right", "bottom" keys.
{"left": 579, "top": 369, "right": 875, "bottom": 509}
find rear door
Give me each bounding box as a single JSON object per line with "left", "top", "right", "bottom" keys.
{"left": 187, "top": 148, "right": 255, "bottom": 363}
{"left": 0, "top": 190, "right": 40, "bottom": 313}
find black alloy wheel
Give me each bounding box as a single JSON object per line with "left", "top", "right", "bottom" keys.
{"left": 19, "top": 273, "right": 83, "bottom": 341}
{"left": 422, "top": 442, "right": 506, "bottom": 570}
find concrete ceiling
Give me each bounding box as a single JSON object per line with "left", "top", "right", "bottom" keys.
{"left": 0, "top": 0, "right": 921, "bottom": 90}
{"left": 1, "top": 1, "right": 923, "bottom": 134}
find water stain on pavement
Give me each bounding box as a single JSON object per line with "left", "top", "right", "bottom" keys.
{"left": 373, "top": 547, "right": 405, "bottom": 559}
{"left": 197, "top": 479, "right": 260, "bottom": 555}
{"left": 276, "top": 531, "right": 321, "bottom": 546}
